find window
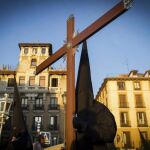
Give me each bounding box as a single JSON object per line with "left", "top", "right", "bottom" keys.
{"left": 122, "top": 132, "right": 131, "bottom": 148}
{"left": 31, "top": 59, "right": 37, "bottom": 67}
{"left": 49, "top": 97, "right": 58, "bottom": 110}
{"left": 50, "top": 97, "right": 58, "bottom": 105}
{"left": 7, "top": 78, "right": 14, "bottom": 87}
{"left": 39, "top": 76, "right": 45, "bottom": 87}
{"left": 141, "top": 132, "right": 148, "bottom": 140}
{"left": 50, "top": 116, "right": 57, "bottom": 130}
{"left": 34, "top": 97, "right": 44, "bottom": 110}
{"left": 24, "top": 48, "right": 28, "bottom": 54}
{"left": 29, "top": 76, "right": 35, "bottom": 86}
{"left": 32, "top": 48, "right": 37, "bottom": 54}
{"left": 21, "top": 97, "right": 28, "bottom": 107}
{"left": 51, "top": 78, "right": 58, "bottom": 87}
{"left": 134, "top": 81, "right": 141, "bottom": 90}
{"left": 34, "top": 97, "right": 43, "bottom": 110}
{"left": 34, "top": 116, "right": 42, "bottom": 129}
{"left": 137, "top": 112, "right": 147, "bottom": 126}
{"left": 119, "top": 94, "right": 128, "bottom": 108}
{"left": 120, "top": 112, "right": 130, "bottom": 127}
{"left": 19, "top": 76, "right": 25, "bottom": 86}
{"left": 117, "top": 81, "right": 125, "bottom": 90}
{"left": 135, "top": 94, "right": 144, "bottom": 108}
{"left": 35, "top": 98, "right": 43, "bottom": 107}
{"left": 0, "top": 102, "right": 5, "bottom": 111}
{"left": 24, "top": 116, "right": 27, "bottom": 122}
{"left": 41, "top": 48, "right": 46, "bottom": 54}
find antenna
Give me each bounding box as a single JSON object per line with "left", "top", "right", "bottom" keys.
{"left": 125, "top": 57, "right": 130, "bottom": 72}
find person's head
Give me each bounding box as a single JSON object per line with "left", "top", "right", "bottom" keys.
{"left": 37, "top": 135, "right": 44, "bottom": 144}
{"left": 11, "top": 136, "right": 17, "bottom": 142}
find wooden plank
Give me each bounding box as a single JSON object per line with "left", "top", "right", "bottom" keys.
{"left": 66, "top": 15, "right": 76, "bottom": 150}
{"left": 49, "top": 70, "right": 67, "bottom": 75}
{"left": 36, "top": 1, "right": 130, "bottom": 75}
{"left": 72, "top": 1, "right": 126, "bottom": 47}
{"left": 36, "top": 45, "right": 67, "bottom": 75}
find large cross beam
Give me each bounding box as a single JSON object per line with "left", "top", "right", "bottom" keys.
{"left": 36, "top": 1, "right": 133, "bottom": 149}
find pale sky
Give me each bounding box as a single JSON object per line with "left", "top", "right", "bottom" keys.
{"left": 0, "top": 0, "right": 150, "bottom": 96}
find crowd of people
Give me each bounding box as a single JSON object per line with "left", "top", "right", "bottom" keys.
{"left": 7, "top": 134, "right": 45, "bottom": 150}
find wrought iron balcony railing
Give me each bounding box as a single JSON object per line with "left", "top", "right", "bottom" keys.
{"left": 21, "top": 104, "right": 29, "bottom": 110}
{"left": 32, "top": 124, "right": 43, "bottom": 131}
{"left": 135, "top": 104, "right": 145, "bottom": 108}
{"left": 33, "top": 104, "right": 44, "bottom": 110}
{"left": 48, "top": 104, "right": 60, "bottom": 110}
{"left": 120, "top": 120, "right": 131, "bottom": 127}
{"left": 49, "top": 125, "right": 59, "bottom": 131}
{"left": 119, "top": 103, "right": 129, "bottom": 108}
{"left": 137, "top": 121, "right": 148, "bottom": 127}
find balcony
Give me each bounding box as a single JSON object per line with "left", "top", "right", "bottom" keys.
{"left": 137, "top": 121, "right": 148, "bottom": 127}
{"left": 32, "top": 124, "right": 44, "bottom": 131}
{"left": 33, "top": 104, "right": 44, "bottom": 111}
{"left": 6, "top": 87, "right": 14, "bottom": 91}
{"left": 21, "top": 104, "right": 29, "bottom": 111}
{"left": 137, "top": 123, "right": 148, "bottom": 127}
{"left": 49, "top": 87, "right": 60, "bottom": 93}
{"left": 119, "top": 103, "right": 129, "bottom": 108}
{"left": 120, "top": 120, "right": 131, "bottom": 127}
{"left": 28, "top": 86, "right": 35, "bottom": 90}
{"left": 135, "top": 104, "right": 145, "bottom": 108}
{"left": 39, "top": 87, "right": 47, "bottom": 89}
{"left": 18, "top": 86, "right": 26, "bottom": 90}
{"left": 48, "top": 104, "right": 60, "bottom": 110}
{"left": 49, "top": 125, "right": 59, "bottom": 131}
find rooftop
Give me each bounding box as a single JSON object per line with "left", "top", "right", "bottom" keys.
{"left": 18, "top": 43, "right": 52, "bottom": 48}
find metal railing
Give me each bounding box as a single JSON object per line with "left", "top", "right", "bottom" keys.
{"left": 33, "top": 104, "right": 44, "bottom": 110}
{"left": 49, "top": 125, "right": 59, "bottom": 131}
{"left": 21, "top": 104, "right": 29, "bottom": 110}
{"left": 48, "top": 104, "right": 60, "bottom": 110}
{"left": 120, "top": 120, "right": 131, "bottom": 127}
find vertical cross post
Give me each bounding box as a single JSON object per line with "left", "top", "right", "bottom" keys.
{"left": 66, "top": 15, "right": 76, "bottom": 150}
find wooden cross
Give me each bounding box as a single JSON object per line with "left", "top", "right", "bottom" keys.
{"left": 36, "top": 1, "right": 133, "bottom": 149}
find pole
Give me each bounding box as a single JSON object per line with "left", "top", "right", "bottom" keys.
{"left": 0, "top": 116, "right": 4, "bottom": 143}
{"left": 66, "top": 15, "right": 76, "bottom": 150}
{"left": 64, "top": 104, "right": 66, "bottom": 146}
{"left": 0, "top": 122, "right": 3, "bottom": 142}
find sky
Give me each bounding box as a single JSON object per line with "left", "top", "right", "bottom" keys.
{"left": 0, "top": 0, "right": 150, "bottom": 96}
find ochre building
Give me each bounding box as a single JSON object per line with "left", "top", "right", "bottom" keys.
{"left": 96, "top": 70, "right": 150, "bottom": 149}
{"left": 0, "top": 43, "right": 66, "bottom": 146}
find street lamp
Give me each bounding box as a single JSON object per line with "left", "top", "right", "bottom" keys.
{"left": 0, "top": 93, "right": 13, "bottom": 139}
{"left": 62, "top": 92, "right": 66, "bottom": 105}
{"left": 62, "top": 92, "right": 66, "bottom": 149}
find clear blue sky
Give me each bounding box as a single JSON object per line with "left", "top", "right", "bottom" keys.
{"left": 0, "top": 0, "right": 150, "bottom": 96}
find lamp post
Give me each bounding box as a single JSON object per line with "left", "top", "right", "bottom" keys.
{"left": 62, "top": 92, "right": 66, "bottom": 148}
{"left": 0, "top": 93, "right": 13, "bottom": 140}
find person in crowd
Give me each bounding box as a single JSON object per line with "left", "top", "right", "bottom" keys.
{"left": 33, "top": 135, "right": 44, "bottom": 150}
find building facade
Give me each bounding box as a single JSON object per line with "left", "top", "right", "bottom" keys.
{"left": 0, "top": 43, "right": 67, "bottom": 146}
{"left": 96, "top": 70, "right": 150, "bottom": 149}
